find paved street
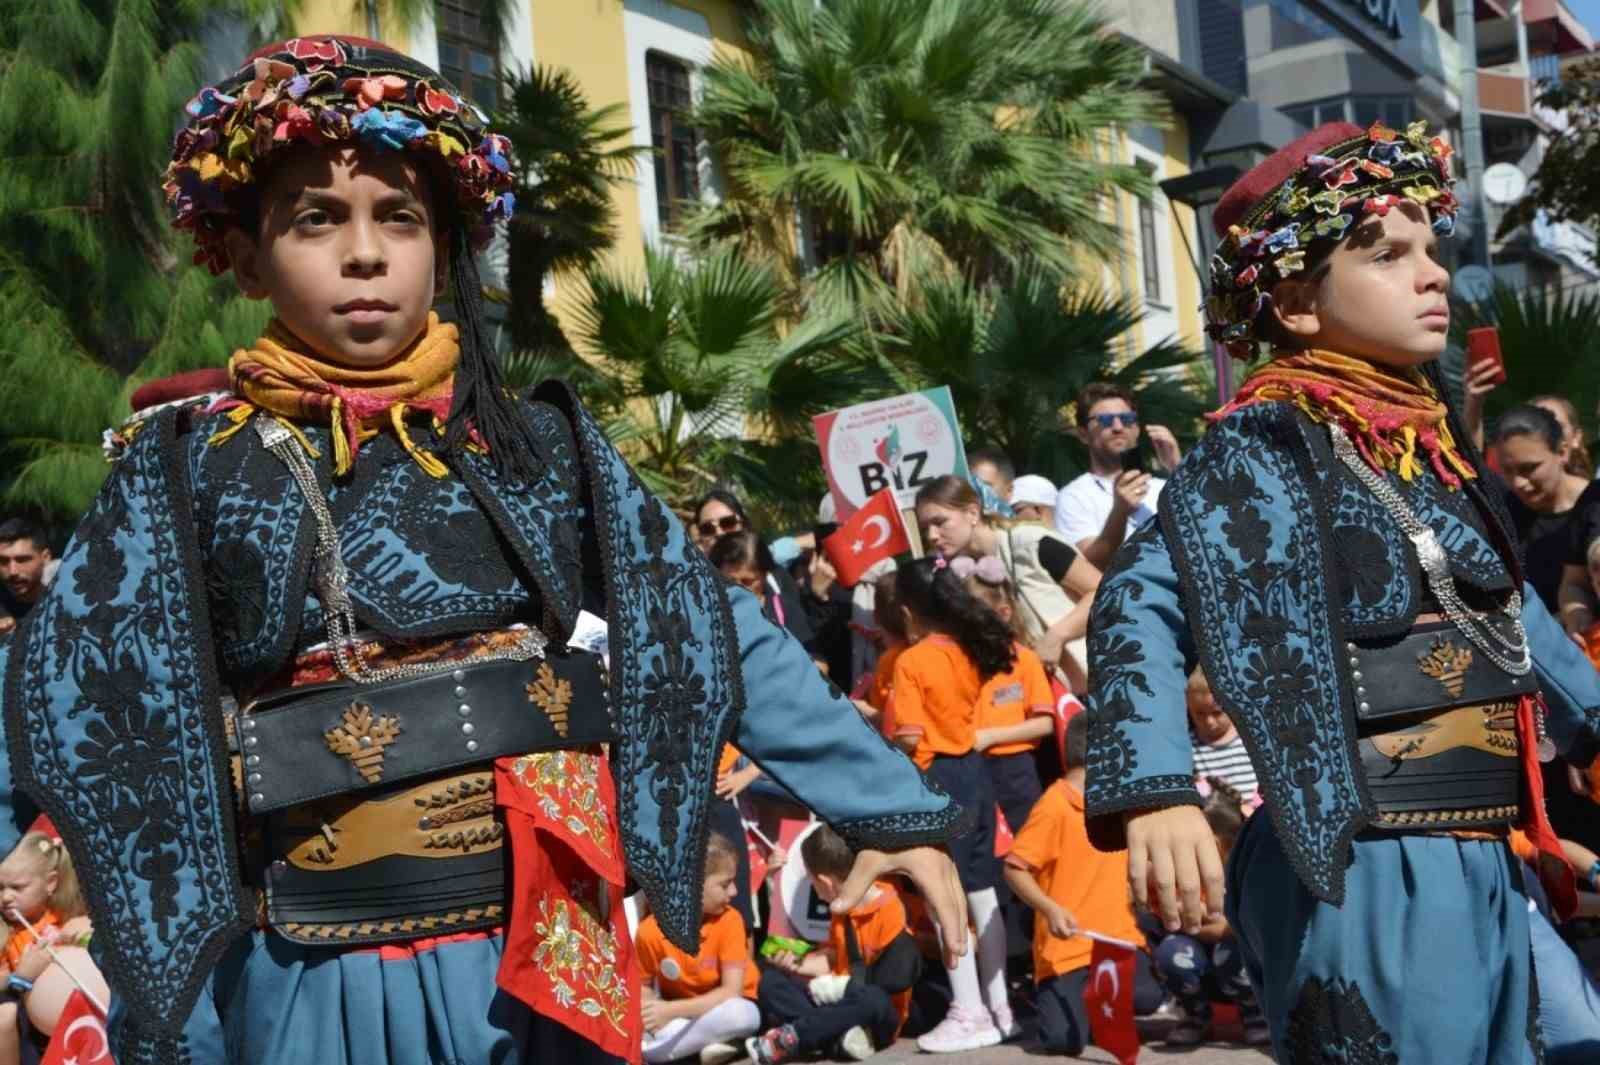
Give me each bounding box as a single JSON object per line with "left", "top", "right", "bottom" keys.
{"left": 870, "top": 1012, "right": 1275, "bottom": 1064}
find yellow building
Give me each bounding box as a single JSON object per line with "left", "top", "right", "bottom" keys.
{"left": 286, "top": 1, "right": 1211, "bottom": 362}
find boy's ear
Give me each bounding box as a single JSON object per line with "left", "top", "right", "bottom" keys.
{"left": 1269, "top": 277, "right": 1322, "bottom": 341}
{"left": 223, "top": 228, "right": 271, "bottom": 301}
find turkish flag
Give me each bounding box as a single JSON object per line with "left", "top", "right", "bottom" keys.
{"left": 1083, "top": 939, "right": 1140, "bottom": 1065}
{"left": 1048, "top": 677, "right": 1084, "bottom": 768}
{"left": 821, "top": 489, "right": 911, "bottom": 587}
{"left": 41, "top": 991, "right": 112, "bottom": 1065}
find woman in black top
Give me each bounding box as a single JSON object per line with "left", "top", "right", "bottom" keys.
{"left": 1490, "top": 404, "right": 1600, "bottom": 613}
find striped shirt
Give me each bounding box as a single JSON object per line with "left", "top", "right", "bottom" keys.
{"left": 1191, "top": 735, "right": 1258, "bottom": 801}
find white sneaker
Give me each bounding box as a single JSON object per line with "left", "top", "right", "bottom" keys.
{"left": 915, "top": 1004, "right": 1002, "bottom": 1053}
{"left": 699, "top": 1041, "right": 743, "bottom": 1065}
{"left": 990, "top": 1003, "right": 1021, "bottom": 1041}
{"left": 838, "top": 1024, "right": 875, "bottom": 1061}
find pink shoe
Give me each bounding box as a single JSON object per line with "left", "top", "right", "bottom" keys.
{"left": 991, "top": 1003, "right": 1021, "bottom": 1041}
{"left": 916, "top": 1004, "right": 1002, "bottom": 1053}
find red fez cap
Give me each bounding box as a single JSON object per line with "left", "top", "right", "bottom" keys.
{"left": 26, "top": 814, "right": 58, "bottom": 841}
{"left": 130, "top": 369, "right": 231, "bottom": 412}
{"left": 1213, "top": 121, "right": 1365, "bottom": 237}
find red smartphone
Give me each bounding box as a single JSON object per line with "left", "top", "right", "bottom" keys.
{"left": 1466, "top": 326, "right": 1506, "bottom": 386}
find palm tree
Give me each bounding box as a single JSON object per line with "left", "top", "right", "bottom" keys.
{"left": 562, "top": 244, "right": 872, "bottom": 519}
{"left": 1450, "top": 283, "right": 1600, "bottom": 454}
{"left": 877, "top": 271, "right": 1208, "bottom": 486}
{"left": 494, "top": 64, "right": 646, "bottom": 356}
{"left": 686, "top": 0, "right": 1164, "bottom": 319}
{"left": 0, "top": 0, "right": 274, "bottom": 524}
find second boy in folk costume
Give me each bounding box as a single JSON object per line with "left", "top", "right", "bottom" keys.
{"left": 1084, "top": 119, "right": 1600, "bottom": 1062}
{"left": 0, "top": 35, "right": 969, "bottom": 1064}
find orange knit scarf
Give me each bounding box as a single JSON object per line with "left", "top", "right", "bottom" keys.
{"left": 211, "top": 312, "right": 460, "bottom": 477}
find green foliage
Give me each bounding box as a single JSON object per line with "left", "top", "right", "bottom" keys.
{"left": 1450, "top": 283, "right": 1600, "bottom": 463}
{"left": 0, "top": 0, "right": 273, "bottom": 526}
{"left": 1499, "top": 57, "right": 1600, "bottom": 238}
{"left": 495, "top": 64, "right": 645, "bottom": 354}
{"left": 878, "top": 272, "right": 1208, "bottom": 486}
{"left": 560, "top": 244, "right": 871, "bottom": 519}
{"left": 687, "top": 0, "right": 1164, "bottom": 313}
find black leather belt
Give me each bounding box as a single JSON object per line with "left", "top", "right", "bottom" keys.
{"left": 239, "top": 647, "right": 615, "bottom": 815}
{"left": 1347, "top": 619, "right": 1535, "bottom": 722}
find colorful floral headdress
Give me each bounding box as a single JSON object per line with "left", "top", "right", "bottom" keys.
{"left": 164, "top": 35, "right": 515, "bottom": 274}
{"left": 1205, "top": 119, "right": 1458, "bottom": 359}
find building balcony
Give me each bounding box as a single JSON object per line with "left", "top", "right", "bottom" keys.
{"left": 1478, "top": 66, "right": 1532, "bottom": 116}
{"left": 1523, "top": 0, "right": 1594, "bottom": 55}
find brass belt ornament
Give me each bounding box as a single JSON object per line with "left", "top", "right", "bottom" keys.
{"left": 1418, "top": 637, "right": 1473, "bottom": 699}
{"left": 324, "top": 702, "right": 402, "bottom": 784}
{"left": 526, "top": 662, "right": 572, "bottom": 738}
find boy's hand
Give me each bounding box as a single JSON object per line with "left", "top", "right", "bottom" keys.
{"left": 767, "top": 845, "right": 788, "bottom": 874}
{"left": 833, "top": 846, "right": 969, "bottom": 967}
{"left": 769, "top": 950, "right": 801, "bottom": 973}
{"left": 715, "top": 764, "right": 762, "bottom": 800}
{"left": 640, "top": 997, "right": 672, "bottom": 1032}
{"left": 1043, "top": 901, "right": 1078, "bottom": 940}
{"left": 1125, "top": 805, "right": 1225, "bottom": 933}
{"left": 12, "top": 944, "right": 50, "bottom": 982}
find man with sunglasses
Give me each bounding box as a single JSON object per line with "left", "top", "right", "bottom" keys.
{"left": 1054, "top": 383, "right": 1182, "bottom": 569}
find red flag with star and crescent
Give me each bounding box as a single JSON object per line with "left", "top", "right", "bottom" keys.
{"left": 41, "top": 991, "right": 113, "bottom": 1065}
{"left": 1084, "top": 938, "right": 1140, "bottom": 1065}
{"left": 821, "top": 488, "right": 910, "bottom": 587}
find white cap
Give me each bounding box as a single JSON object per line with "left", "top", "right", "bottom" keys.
{"left": 1009, "top": 474, "right": 1058, "bottom": 509}
{"left": 817, "top": 493, "right": 838, "bottom": 525}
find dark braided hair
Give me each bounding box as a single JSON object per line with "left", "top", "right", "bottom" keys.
{"left": 894, "top": 557, "right": 1016, "bottom": 680}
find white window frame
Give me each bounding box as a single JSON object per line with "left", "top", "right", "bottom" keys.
{"left": 623, "top": 0, "right": 717, "bottom": 249}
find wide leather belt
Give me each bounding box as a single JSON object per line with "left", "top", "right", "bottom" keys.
{"left": 1346, "top": 619, "right": 1535, "bottom": 722}
{"left": 1358, "top": 701, "right": 1521, "bottom": 831}
{"left": 261, "top": 769, "right": 509, "bottom": 945}
{"left": 238, "top": 647, "right": 614, "bottom": 815}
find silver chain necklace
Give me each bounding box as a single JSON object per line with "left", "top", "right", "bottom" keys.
{"left": 254, "top": 417, "right": 546, "bottom": 684}
{"left": 1328, "top": 424, "right": 1530, "bottom": 676}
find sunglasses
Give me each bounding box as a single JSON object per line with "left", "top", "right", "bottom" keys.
{"left": 1091, "top": 412, "right": 1138, "bottom": 430}
{"left": 697, "top": 515, "right": 743, "bottom": 538}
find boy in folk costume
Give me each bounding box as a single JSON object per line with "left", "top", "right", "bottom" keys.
{"left": 0, "top": 36, "right": 971, "bottom": 1064}
{"left": 1083, "top": 119, "right": 1600, "bottom": 1062}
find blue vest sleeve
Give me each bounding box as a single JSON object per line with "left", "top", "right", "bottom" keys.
{"left": 0, "top": 638, "right": 36, "bottom": 856}
{"left": 1083, "top": 520, "right": 1202, "bottom": 852}
{"left": 1522, "top": 581, "right": 1600, "bottom": 767}
{"left": 725, "top": 587, "right": 967, "bottom": 850}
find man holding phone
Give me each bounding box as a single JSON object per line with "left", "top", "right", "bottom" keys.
{"left": 1053, "top": 383, "right": 1182, "bottom": 569}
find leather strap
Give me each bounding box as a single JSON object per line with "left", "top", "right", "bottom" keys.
{"left": 1348, "top": 620, "right": 1535, "bottom": 722}
{"left": 241, "top": 647, "right": 613, "bottom": 814}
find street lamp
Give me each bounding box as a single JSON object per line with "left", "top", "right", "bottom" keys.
{"left": 1160, "top": 164, "right": 1242, "bottom": 402}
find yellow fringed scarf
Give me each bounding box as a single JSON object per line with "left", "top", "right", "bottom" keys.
{"left": 1211, "top": 349, "right": 1478, "bottom": 488}
{"left": 211, "top": 312, "right": 459, "bottom": 478}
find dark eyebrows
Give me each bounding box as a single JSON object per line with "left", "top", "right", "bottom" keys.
{"left": 280, "top": 189, "right": 427, "bottom": 214}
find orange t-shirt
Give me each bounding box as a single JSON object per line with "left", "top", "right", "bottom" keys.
{"left": 977, "top": 644, "right": 1054, "bottom": 757}
{"left": 635, "top": 906, "right": 759, "bottom": 1001}
{"left": 1005, "top": 779, "right": 1142, "bottom": 982}
{"left": 1583, "top": 620, "right": 1600, "bottom": 672}
{"left": 868, "top": 643, "right": 905, "bottom": 738}
{"left": 717, "top": 744, "right": 742, "bottom": 778}
{"left": 1, "top": 909, "right": 61, "bottom": 971}
{"left": 891, "top": 636, "right": 982, "bottom": 770}
{"left": 826, "top": 881, "right": 913, "bottom": 1031}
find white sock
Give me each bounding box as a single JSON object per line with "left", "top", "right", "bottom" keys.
{"left": 968, "top": 887, "right": 1009, "bottom": 1014}
{"left": 940, "top": 923, "right": 986, "bottom": 1015}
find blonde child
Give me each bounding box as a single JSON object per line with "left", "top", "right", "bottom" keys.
{"left": 636, "top": 832, "right": 761, "bottom": 1064}
{"left": 889, "top": 558, "right": 1014, "bottom": 1052}
{"left": 0, "top": 828, "right": 103, "bottom": 1065}
{"left": 747, "top": 825, "right": 921, "bottom": 1063}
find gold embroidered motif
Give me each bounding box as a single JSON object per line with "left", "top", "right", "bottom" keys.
{"left": 324, "top": 702, "right": 402, "bottom": 784}
{"left": 511, "top": 751, "right": 610, "bottom": 847}
{"left": 531, "top": 881, "right": 628, "bottom": 1035}
{"left": 526, "top": 663, "right": 572, "bottom": 737}
{"left": 1417, "top": 637, "right": 1473, "bottom": 698}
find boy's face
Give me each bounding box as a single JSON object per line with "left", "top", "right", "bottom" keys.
{"left": 1271, "top": 203, "right": 1451, "bottom": 367}
{"left": 225, "top": 146, "right": 444, "bottom": 367}
{"left": 1186, "top": 670, "right": 1235, "bottom": 745}
{"left": 808, "top": 872, "right": 841, "bottom": 905}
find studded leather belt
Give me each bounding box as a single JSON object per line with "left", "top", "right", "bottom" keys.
{"left": 236, "top": 646, "right": 614, "bottom": 815}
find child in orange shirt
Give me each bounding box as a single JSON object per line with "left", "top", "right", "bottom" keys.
{"left": 747, "top": 825, "right": 923, "bottom": 1063}
{"left": 0, "top": 826, "right": 97, "bottom": 1065}
{"left": 889, "top": 558, "right": 1014, "bottom": 1053}
{"left": 857, "top": 571, "right": 910, "bottom": 736}
{"left": 1004, "top": 714, "right": 1163, "bottom": 1055}
{"left": 636, "top": 832, "right": 761, "bottom": 1064}
{"left": 955, "top": 556, "right": 1054, "bottom": 835}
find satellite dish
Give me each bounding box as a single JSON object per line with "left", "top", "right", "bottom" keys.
{"left": 1482, "top": 163, "right": 1528, "bottom": 207}
{"left": 1454, "top": 264, "right": 1494, "bottom": 303}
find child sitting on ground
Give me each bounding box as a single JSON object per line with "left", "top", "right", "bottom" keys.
{"left": 636, "top": 832, "right": 761, "bottom": 1065}
{"left": 746, "top": 825, "right": 922, "bottom": 1063}
{"left": 1150, "top": 779, "right": 1269, "bottom": 1047}
{"left": 1003, "top": 714, "right": 1164, "bottom": 1056}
